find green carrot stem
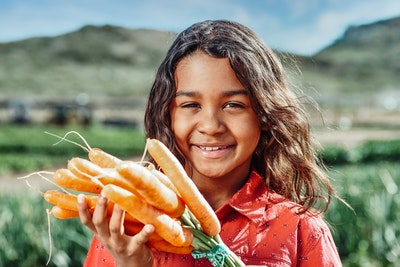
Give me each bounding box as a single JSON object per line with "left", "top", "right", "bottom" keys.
{"left": 180, "top": 207, "right": 245, "bottom": 266}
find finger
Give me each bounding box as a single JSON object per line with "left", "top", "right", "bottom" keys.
{"left": 109, "top": 204, "right": 125, "bottom": 236}
{"left": 77, "top": 194, "right": 96, "bottom": 232}
{"left": 92, "top": 194, "right": 111, "bottom": 238}
{"left": 134, "top": 224, "right": 155, "bottom": 246}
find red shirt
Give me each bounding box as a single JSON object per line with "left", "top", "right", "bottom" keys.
{"left": 83, "top": 171, "right": 342, "bottom": 266}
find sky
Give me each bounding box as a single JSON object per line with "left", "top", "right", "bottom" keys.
{"left": 1, "top": 0, "right": 399, "bottom": 55}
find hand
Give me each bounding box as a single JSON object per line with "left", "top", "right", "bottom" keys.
{"left": 78, "top": 194, "right": 155, "bottom": 267}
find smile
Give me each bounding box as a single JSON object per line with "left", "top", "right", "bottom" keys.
{"left": 198, "top": 145, "right": 230, "bottom": 151}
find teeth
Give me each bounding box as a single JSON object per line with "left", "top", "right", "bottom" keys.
{"left": 200, "top": 146, "right": 225, "bottom": 151}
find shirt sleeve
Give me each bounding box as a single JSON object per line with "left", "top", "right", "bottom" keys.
{"left": 297, "top": 215, "right": 342, "bottom": 267}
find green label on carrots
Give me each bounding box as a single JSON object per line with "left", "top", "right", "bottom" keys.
{"left": 192, "top": 244, "right": 228, "bottom": 266}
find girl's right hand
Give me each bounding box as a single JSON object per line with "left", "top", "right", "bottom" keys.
{"left": 77, "top": 194, "right": 155, "bottom": 267}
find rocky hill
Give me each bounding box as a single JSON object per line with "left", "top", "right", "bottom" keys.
{"left": 0, "top": 25, "right": 175, "bottom": 99}
{"left": 299, "top": 16, "right": 400, "bottom": 97}
{"left": 0, "top": 16, "right": 399, "bottom": 107}
{"left": 332, "top": 16, "right": 400, "bottom": 46}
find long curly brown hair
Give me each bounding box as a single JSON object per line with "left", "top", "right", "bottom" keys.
{"left": 144, "top": 20, "right": 335, "bottom": 213}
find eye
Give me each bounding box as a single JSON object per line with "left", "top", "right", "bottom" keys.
{"left": 180, "top": 102, "right": 201, "bottom": 109}
{"left": 224, "top": 102, "right": 246, "bottom": 109}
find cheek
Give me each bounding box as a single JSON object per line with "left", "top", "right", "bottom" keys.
{"left": 170, "top": 111, "right": 190, "bottom": 145}
{"left": 233, "top": 113, "right": 260, "bottom": 134}
{"left": 171, "top": 121, "right": 185, "bottom": 139}
{"left": 234, "top": 117, "right": 261, "bottom": 146}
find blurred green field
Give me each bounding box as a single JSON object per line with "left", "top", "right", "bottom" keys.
{"left": 326, "top": 162, "right": 400, "bottom": 266}
{"left": 0, "top": 124, "right": 399, "bottom": 266}
{"left": 0, "top": 124, "right": 146, "bottom": 267}
{"left": 0, "top": 124, "right": 146, "bottom": 174}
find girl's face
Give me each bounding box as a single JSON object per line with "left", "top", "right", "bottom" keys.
{"left": 171, "top": 51, "right": 261, "bottom": 183}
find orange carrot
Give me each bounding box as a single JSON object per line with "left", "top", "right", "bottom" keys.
{"left": 50, "top": 206, "right": 146, "bottom": 235}
{"left": 50, "top": 206, "right": 79, "bottom": 219}
{"left": 146, "top": 138, "right": 221, "bottom": 237}
{"left": 123, "top": 221, "right": 163, "bottom": 241}
{"left": 67, "top": 157, "right": 138, "bottom": 194}
{"left": 53, "top": 168, "right": 102, "bottom": 194}
{"left": 43, "top": 190, "right": 138, "bottom": 223}
{"left": 102, "top": 184, "right": 193, "bottom": 247}
{"left": 96, "top": 169, "right": 138, "bottom": 194}
{"left": 44, "top": 190, "right": 98, "bottom": 213}
{"left": 68, "top": 157, "right": 105, "bottom": 180}
{"left": 89, "top": 147, "right": 122, "bottom": 168}
{"left": 48, "top": 196, "right": 193, "bottom": 254}
{"left": 69, "top": 157, "right": 185, "bottom": 217}
{"left": 123, "top": 221, "right": 147, "bottom": 237}
{"left": 117, "top": 161, "right": 185, "bottom": 218}
{"left": 151, "top": 168, "right": 180, "bottom": 196}
{"left": 123, "top": 221, "right": 194, "bottom": 254}
{"left": 147, "top": 239, "right": 194, "bottom": 254}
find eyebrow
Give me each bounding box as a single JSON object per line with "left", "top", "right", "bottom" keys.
{"left": 175, "top": 89, "right": 249, "bottom": 97}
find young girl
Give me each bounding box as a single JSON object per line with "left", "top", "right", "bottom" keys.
{"left": 78, "top": 20, "right": 342, "bottom": 266}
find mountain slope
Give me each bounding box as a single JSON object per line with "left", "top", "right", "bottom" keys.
{"left": 299, "top": 16, "right": 400, "bottom": 95}
{"left": 0, "top": 25, "right": 175, "bottom": 97}
{"left": 1, "top": 17, "right": 399, "bottom": 101}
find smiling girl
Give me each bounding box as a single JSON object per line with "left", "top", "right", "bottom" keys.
{"left": 78, "top": 20, "right": 342, "bottom": 266}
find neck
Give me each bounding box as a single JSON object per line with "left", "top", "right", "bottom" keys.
{"left": 192, "top": 172, "right": 249, "bottom": 210}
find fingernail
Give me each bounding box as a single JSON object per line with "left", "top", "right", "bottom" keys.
{"left": 144, "top": 224, "right": 155, "bottom": 233}
{"left": 77, "top": 194, "right": 85, "bottom": 203}
{"left": 99, "top": 194, "right": 107, "bottom": 204}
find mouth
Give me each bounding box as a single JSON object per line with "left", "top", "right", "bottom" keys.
{"left": 192, "top": 144, "right": 234, "bottom": 159}
{"left": 197, "top": 145, "right": 230, "bottom": 151}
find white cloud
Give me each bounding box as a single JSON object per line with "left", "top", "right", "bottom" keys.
{"left": 306, "top": 0, "right": 400, "bottom": 53}
{"left": 260, "top": 0, "right": 400, "bottom": 55}
{"left": 284, "top": 0, "right": 321, "bottom": 19}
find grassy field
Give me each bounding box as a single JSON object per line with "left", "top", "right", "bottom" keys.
{"left": 326, "top": 162, "right": 400, "bottom": 266}
{"left": 0, "top": 124, "right": 146, "bottom": 175}
{"left": 1, "top": 124, "right": 399, "bottom": 266}
{"left": 0, "top": 124, "right": 146, "bottom": 266}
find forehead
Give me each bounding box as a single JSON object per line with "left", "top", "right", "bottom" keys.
{"left": 174, "top": 51, "right": 244, "bottom": 91}
{"left": 176, "top": 51, "right": 230, "bottom": 73}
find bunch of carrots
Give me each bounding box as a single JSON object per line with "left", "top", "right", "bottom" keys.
{"left": 39, "top": 135, "right": 244, "bottom": 267}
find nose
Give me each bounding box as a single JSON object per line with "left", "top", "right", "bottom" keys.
{"left": 196, "top": 107, "right": 226, "bottom": 135}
